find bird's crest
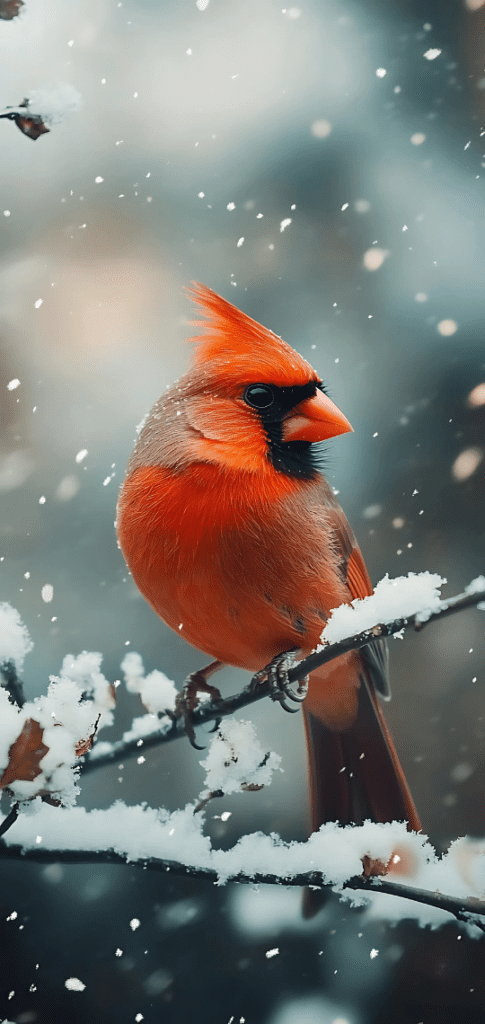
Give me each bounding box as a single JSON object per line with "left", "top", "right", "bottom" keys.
{"left": 186, "top": 283, "right": 318, "bottom": 388}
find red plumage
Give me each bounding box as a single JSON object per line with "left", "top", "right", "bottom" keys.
{"left": 117, "top": 284, "right": 421, "bottom": 915}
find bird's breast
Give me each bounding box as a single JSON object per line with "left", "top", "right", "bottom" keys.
{"left": 117, "top": 462, "right": 350, "bottom": 670}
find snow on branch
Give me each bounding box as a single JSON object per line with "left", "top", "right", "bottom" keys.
{"left": 0, "top": 0, "right": 24, "bottom": 20}
{"left": 0, "top": 572, "right": 484, "bottom": 932}
{"left": 0, "top": 81, "right": 82, "bottom": 139}
{"left": 0, "top": 601, "right": 33, "bottom": 671}
{"left": 1, "top": 803, "right": 485, "bottom": 935}
{"left": 0, "top": 607, "right": 115, "bottom": 805}
{"left": 80, "top": 573, "right": 485, "bottom": 773}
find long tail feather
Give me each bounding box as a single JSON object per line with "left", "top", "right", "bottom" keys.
{"left": 302, "top": 656, "right": 421, "bottom": 918}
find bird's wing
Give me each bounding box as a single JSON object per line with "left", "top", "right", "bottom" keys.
{"left": 327, "top": 500, "right": 391, "bottom": 699}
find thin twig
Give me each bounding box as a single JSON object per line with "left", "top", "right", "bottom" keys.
{"left": 193, "top": 789, "right": 224, "bottom": 813}
{"left": 0, "top": 802, "right": 19, "bottom": 838}
{"left": 81, "top": 585, "right": 485, "bottom": 774}
{"left": 0, "top": 660, "right": 26, "bottom": 708}
{"left": 0, "top": 839, "right": 483, "bottom": 931}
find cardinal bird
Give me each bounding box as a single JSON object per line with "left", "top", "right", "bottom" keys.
{"left": 117, "top": 284, "right": 421, "bottom": 914}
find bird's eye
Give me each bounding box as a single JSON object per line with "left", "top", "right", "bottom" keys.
{"left": 244, "top": 384, "right": 275, "bottom": 409}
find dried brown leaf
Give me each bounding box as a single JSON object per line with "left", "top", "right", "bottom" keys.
{"left": 75, "top": 714, "right": 101, "bottom": 757}
{"left": 14, "top": 113, "right": 50, "bottom": 140}
{"left": 362, "top": 854, "right": 390, "bottom": 878}
{"left": 0, "top": 0, "right": 24, "bottom": 20}
{"left": 0, "top": 718, "right": 48, "bottom": 788}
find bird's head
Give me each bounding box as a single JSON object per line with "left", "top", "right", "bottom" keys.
{"left": 132, "top": 284, "right": 353, "bottom": 480}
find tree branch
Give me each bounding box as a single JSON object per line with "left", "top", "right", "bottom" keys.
{"left": 0, "top": 802, "right": 19, "bottom": 838}
{"left": 0, "top": 659, "right": 26, "bottom": 708}
{"left": 0, "top": 839, "right": 483, "bottom": 932}
{"left": 81, "top": 584, "right": 485, "bottom": 774}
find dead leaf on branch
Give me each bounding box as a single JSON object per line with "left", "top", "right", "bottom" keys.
{"left": 362, "top": 844, "right": 418, "bottom": 880}
{"left": 13, "top": 112, "right": 50, "bottom": 140}
{"left": 0, "top": 0, "right": 24, "bottom": 20}
{"left": 75, "top": 714, "right": 101, "bottom": 757}
{"left": 362, "top": 855, "right": 390, "bottom": 878}
{"left": 0, "top": 719, "right": 48, "bottom": 789}
{"left": 0, "top": 712, "right": 99, "bottom": 792}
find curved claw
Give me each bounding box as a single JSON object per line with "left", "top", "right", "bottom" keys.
{"left": 283, "top": 676, "right": 309, "bottom": 704}
{"left": 163, "top": 704, "right": 207, "bottom": 748}
{"left": 257, "top": 651, "right": 310, "bottom": 715}
{"left": 185, "top": 726, "right": 206, "bottom": 751}
{"left": 272, "top": 691, "right": 302, "bottom": 713}
{"left": 174, "top": 667, "right": 224, "bottom": 749}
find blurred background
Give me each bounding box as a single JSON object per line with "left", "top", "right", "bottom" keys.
{"left": 0, "top": 0, "right": 485, "bottom": 1021}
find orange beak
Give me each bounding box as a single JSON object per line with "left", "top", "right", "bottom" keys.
{"left": 282, "top": 388, "right": 353, "bottom": 443}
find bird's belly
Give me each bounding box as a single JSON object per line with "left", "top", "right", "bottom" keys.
{"left": 117, "top": 463, "right": 349, "bottom": 672}
{"left": 133, "top": 551, "right": 323, "bottom": 671}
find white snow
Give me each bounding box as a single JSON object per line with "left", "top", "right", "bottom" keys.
{"left": 56, "top": 475, "right": 80, "bottom": 501}
{"left": 199, "top": 718, "right": 282, "bottom": 795}
{"left": 268, "top": 997, "right": 355, "bottom": 1024}
{"left": 230, "top": 885, "right": 312, "bottom": 936}
{"left": 64, "top": 977, "right": 86, "bottom": 991}
{"left": 121, "top": 651, "right": 144, "bottom": 688}
{"left": 120, "top": 714, "right": 162, "bottom": 745}
{"left": 424, "top": 48, "right": 442, "bottom": 60}
{"left": 26, "top": 82, "right": 82, "bottom": 124}
{"left": 2, "top": 803, "right": 484, "bottom": 934}
{"left": 0, "top": 603, "right": 33, "bottom": 670}
{"left": 60, "top": 651, "right": 116, "bottom": 723}
{"left": 465, "top": 576, "right": 485, "bottom": 595}
{"left": 121, "top": 651, "right": 177, "bottom": 714}
{"left": 0, "top": 646, "right": 115, "bottom": 803}
{"left": 6, "top": 379, "right": 20, "bottom": 391}
{"left": 319, "top": 572, "right": 446, "bottom": 645}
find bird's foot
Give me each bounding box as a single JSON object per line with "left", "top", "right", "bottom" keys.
{"left": 250, "top": 651, "right": 309, "bottom": 714}
{"left": 175, "top": 661, "right": 223, "bottom": 749}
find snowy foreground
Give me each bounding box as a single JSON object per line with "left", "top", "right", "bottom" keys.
{"left": 1, "top": 571, "right": 485, "bottom": 937}
{"left": 3, "top": 802, "right": 485, "bottom": 937}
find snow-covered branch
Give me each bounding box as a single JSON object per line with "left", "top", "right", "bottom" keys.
{"left": 1, "top": 805, "right": 485, "bottom": 934}
{"left": 81, "top": 574, "right": 485, "bottom": 773}
{"left": 1, "top": 841, "right": 485, "bottom": 933}
{"left": 0, "top": 81, "right": 82, "bottom": 139}
{"left": 0, "top": 572, "right": 484, "bottom": 933}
